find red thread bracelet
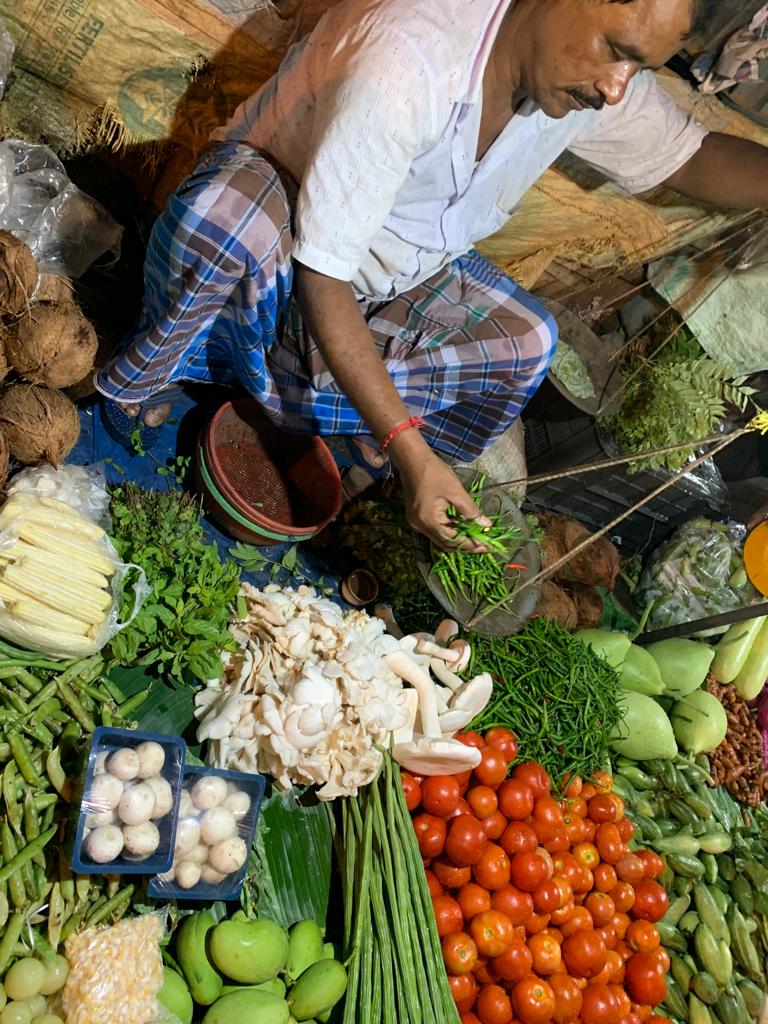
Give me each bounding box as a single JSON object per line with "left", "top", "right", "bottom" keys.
{"left": 380, "top": 416, "right": 426, "bottom": 451}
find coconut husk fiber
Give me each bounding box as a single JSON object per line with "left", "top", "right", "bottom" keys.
{"left": 0, "top": 336, "right": 10, "bottom": 386}
{"left": 0, "top": 432, "right": 9, "bottom": 493}
{"left": 538, "top": 513, "right": 621, "bottom": 590}
{"left": 0, "top": 233, "right": 38, "bottom": 318}
{"left": 5, "top": 302, "right": 98, "bottom": 390}
{"left": 570, "top": 584, "right": 604, "bottom": 630}
{"left": 534, "top": 581, "right": 578, "bottom": 629}
{"left": 34, "top": 275, "right": 75, "bottom": 303}
{"left": 0, "top": 384, "right": 80, "bottom": 466}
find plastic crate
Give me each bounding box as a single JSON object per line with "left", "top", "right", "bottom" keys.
{"left": 521, "top": 381, "right": 731, "bottom": 553}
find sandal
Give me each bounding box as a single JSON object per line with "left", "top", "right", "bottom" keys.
{"left": 100, "top": 388, "right": 183, "bottom": 452}
{"left": 324, "top": 435, "right": 392, "bottom": 482}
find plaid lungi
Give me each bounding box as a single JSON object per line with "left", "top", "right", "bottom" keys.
{"left": 96, "top": 141, "right": 557, "bottom": 461}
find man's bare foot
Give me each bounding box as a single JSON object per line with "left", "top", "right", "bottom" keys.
{"left": 123, "top": 402, "right": 173, "bottom": 428}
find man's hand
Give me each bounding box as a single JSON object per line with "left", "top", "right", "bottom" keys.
{"left": 397, "top": 446, "right": 491, "bottom": 551}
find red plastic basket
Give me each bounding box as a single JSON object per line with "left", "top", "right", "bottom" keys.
{"left": 200, "top": 399, "right": 341, "bottom": 544}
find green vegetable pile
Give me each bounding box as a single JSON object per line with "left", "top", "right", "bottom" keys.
{"left": 601, "top": 321, "right": 755, "bottom": 472}
{"left": 338, "top": 494, "right": 423, "bottom": 600}
{"left": 614, "top": 752, "right": 768, "bottom": 1023}
{"left": 467, "top": 618, "right": 624, "bottom": 787}
{"left": 0, "top": 645, "right": 144, "bottom": 973}
{"left": 338, "top": 754, "right": 459, "bottom": 1024}
{"left": 109, "top": 485, "right": 240, "bottom": 684}
{"left": 431, "top": 473, "right": 526, "bottom": 614}
{"left": 635, "top": 518, "right": 758, "bottom": 634}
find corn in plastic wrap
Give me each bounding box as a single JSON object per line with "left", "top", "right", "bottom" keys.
{"left": 63, "top": 912, "right": 165, "bottom": 1024}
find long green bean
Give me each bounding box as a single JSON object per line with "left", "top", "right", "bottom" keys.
{"left": 1, "top": 821, "right": 27, "bottom": 908}
{"left": 0, "top": 825, "right": 56, "bottom": 888}
{"left": 0, "top": 912, "right": 24, "bottom": 973}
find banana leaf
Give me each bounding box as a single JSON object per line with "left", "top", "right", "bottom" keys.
{"left": 107, "top": 666, "right": 200, "bottom": 749}
{"left": 248, "top": 788, "right": 336, "bottom": 930}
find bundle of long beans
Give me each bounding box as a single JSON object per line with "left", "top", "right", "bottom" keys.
{"left": 338, "top": 754, "right": 459, "bottom": 1024}
{"left": 0, "top": 644, "right": 144, "bottom": 971}
{"left": 431, "top": 474, "right": 526, "bottom": 614}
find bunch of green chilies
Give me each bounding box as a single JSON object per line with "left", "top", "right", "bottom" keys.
{"left": 339, "top": 754, "right": 459, "bottom": 1024}
{"left": 431, "top": 474, "right": 525, "bottom": 613}
{"left": 0, "top": 642, "right": 145, "bottom": 972}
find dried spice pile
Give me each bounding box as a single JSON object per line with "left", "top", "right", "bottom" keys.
{"left": 706, "top": 677, "right": 766, "bottom": 806}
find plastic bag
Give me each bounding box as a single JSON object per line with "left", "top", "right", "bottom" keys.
{"left": 0, "top": 139, "right": 123, "bottom": 278}
{"left": 636, "top": 517, "right": 760, "bottom": 634}
{"left": 0, "top": 19, "right": 14, "bottom": 100}
{"left": 63, "top": 909, "right": 170, "bottom": 1024}
{"left": 0, "top": 492, "right": 150, "bottom": 659}
{"left": 7, "top": 463, "right": 112, "bottom": 529}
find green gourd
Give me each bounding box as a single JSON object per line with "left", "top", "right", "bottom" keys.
{"left": 610, "top": 690, "right": 677, "bottom": 761}
{"left": 645, "top": 639, "right": 715, "bottom": 698}
{"left": 619, "top": 643, "right": 665, "bottom": 696}
{"left": 670, "top": 689, "right": 727, "bottom": 755}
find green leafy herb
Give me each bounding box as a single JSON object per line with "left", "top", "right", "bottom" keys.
{"left": 108, "top": 484, "right": 241, "bottom": 685}
{"left": 228, "top": 542, "right": 334, "bottom": 595}
{"left": 468, "top": 618, "right": 624, "bottom": 788}
{"left": 602, "top": 320, "right": 756, "bottom": 472}
{"left": 338, "top": 493, "right": 423, "bottom": 599}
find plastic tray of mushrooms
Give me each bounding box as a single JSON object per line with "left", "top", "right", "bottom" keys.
{"left": 70, "top": 727, "right": 186, "bottom": 875}
{"left": 147, "top": 765, "right": 265, "bottom": 902}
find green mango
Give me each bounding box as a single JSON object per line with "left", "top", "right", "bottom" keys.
{"left": 619, "top": 643, "right": 665, "bottom": 696}
{"left": 157, "top": 967, "right": 193, "bottom": 1024}
{"left": 202, "top": 990, "right": 289, "bottom": 1024}
{"left": 288, "top": 960, "right": 347, "bottom": 1022}
{"left": 210, "top": 919, "right": 289, "bottom": 984}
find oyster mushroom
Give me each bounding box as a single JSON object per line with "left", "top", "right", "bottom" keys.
{"left": 385, "top": 649, "right": 481, "bottom": 775}
{"left": 438, "top": 672, "right": 494, "bottom": 734}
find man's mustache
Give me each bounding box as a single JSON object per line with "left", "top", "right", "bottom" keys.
{"left": 567, "top": 88, "right": 605, "bottom": 110}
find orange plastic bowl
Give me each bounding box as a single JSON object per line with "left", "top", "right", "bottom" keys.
{"left": 199, "top": 399, "right": 341, "bottom": 545}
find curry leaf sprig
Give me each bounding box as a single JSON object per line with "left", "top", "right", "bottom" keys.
{"left": 108, "top": 484, "right": 240, "bottom": 685}
{"left": 468, "top": 618, "right": 624, "bottom": 788}
{"left": 431, "top": 473, "right": 526, "bottom": 613}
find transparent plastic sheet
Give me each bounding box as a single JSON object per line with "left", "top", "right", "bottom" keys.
{"left": 7, "top": 463, "right": 112, "bottom": 530}
{"left": 71, "top": 727, "right": 185, "bottom": 875}
{"left": 0, "top": 139, "right": 123, "bottom": 278}
{"left": 62, "top": 907, "right": 171, "bottom": 1024}
{"left": 636, "top": 517, "right": 760, "bottom": 633}
{"left": 0, "top": 492, "right": 150, "bottom": 659}
{"left": 0, "top": 19, "right": 14, "bottom": 100}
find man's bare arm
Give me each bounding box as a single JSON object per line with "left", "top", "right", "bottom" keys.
{"left": 663, "top": 132, "right": 768, "bottom": 210}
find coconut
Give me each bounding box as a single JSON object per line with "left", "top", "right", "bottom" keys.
{"left": 0, "top": 384, "right": 80, "bottom": 466}
{"left": 570, "top": 583, "right": 604, "bottom": 630}
{"left": 5, "top": 302, "right": 98, "bottom": 389}
{"left": 0, "top": 232, "right": 38, "bottom": 317}
{"left": 34, "top": 275, "right": 75, "bottom": 303}
{"left": 534, "top": 581, "right": 578, "bottom": 629}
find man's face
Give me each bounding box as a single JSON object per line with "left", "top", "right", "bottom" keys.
{"left": 520, "top": 0, "right": 694, "bottom": 118}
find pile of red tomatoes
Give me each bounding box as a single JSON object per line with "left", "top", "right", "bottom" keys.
{"left": 403, "top": 728, "right": 671, "bottom": 1024}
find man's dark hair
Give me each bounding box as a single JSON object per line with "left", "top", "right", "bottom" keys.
{"left": 613, "top": 0, "right": 745, "bottom": 44}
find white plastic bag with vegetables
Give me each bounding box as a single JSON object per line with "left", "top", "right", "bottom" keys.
{"left": 0, "top": 492, "right": 149, "bottom": 659}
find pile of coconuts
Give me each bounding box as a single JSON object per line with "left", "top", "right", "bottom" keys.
{"left": 0, "top": 231, "right": 98, "bottom": 486}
